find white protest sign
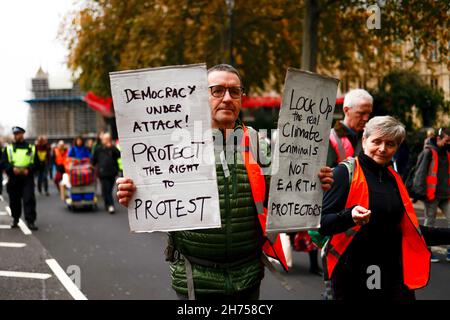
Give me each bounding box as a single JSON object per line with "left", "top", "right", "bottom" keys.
{"left": 109, "top": 64, "right": 221, "bottom": 233}
{"left": 267, "top": 68, "right": 339, "bottom": 233}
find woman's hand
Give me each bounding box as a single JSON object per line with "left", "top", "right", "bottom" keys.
{"left": 116, "top": 177, "right": 136, "bottom": 208}
{"left": 318, "top": 166, "right": 334, "bottom": 191}
{"left": 351, "top": 206, "right": 371, "bottom": 226}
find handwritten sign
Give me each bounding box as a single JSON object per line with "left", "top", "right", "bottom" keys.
{"left": 109, "top": 64, "right": 221, "bottom": 233}
{"left": 266, "top": 68, "right": 339, "bottom": 233}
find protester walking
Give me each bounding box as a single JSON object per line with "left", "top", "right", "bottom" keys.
{"left": 92, "top": 133, "right": 120, "bottom": 214}
{"left": 413, "top": 127, "right": 450, "bottom": 262}
{"left": 35, "top": 136, "right": 51, "bottom": 196}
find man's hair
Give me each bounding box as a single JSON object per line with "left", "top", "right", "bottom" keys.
{"left": 207, "top": 64, "right": 243, "bottom": 86}
{"left": 363, "top": 116, "right": 406, "bottom": 146}
{"left": 344, "top": 89, "right": 373, "bottom": 109}
{"left": 437, "top": 127, "right": 450, "bottom": 138}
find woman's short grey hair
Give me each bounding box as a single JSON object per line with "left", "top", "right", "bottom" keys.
{"left": 344, "top": 89, "right": 373, "bottom": 109}
{"left": 363, "top": 116, "right": 406, "bottom": 146}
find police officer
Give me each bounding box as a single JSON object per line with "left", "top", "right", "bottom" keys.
{"left": 1, "top": 127, "right": 39, "bottom": 230}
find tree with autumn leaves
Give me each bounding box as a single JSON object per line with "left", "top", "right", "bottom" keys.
{"left": 61, "top": 0, "right": 449, "bottom": 127}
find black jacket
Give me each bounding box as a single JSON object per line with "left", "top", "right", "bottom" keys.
{"left": 92, "top": 145, "right": 120, "bottom": 178}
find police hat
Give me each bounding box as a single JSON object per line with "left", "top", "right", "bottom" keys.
{"left": 12, "top": 126, "right": 26, "bottom": 134}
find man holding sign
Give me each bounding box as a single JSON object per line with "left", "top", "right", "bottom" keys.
{"left": 117, "top": 64, "right": 333, "bottom": 300}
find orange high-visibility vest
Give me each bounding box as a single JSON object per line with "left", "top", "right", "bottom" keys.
{"left": 54, "top": 147, "right": 68, "bottom": 166}
{"left": 241, "top": 126, "right": 288, "bottom": 271}
{"left": 329, "top": 128, "right": 355, "bottom": 164}
{"left": 324, "top": 157, "right": 430, "bottom": 290}
{"left": 426, "top": 147, "right": 450, "bottom": 201}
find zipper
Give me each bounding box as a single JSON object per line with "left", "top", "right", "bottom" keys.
{"left": 222, "top": 129, "right": 232, "bottom": 295}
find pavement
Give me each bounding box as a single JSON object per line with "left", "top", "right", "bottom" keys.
{"left": 0, "top": 194, "right": 86, "bottom": 300}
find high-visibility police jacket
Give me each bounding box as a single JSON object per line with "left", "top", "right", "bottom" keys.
{"left": 115, "top": 142, "right": 123, "bottom": 171}
{"left": 6, "top": 143, "right": 36, "bottom": 168}
{"left": 324, "top": 157, "right": 430, "bottom": 290}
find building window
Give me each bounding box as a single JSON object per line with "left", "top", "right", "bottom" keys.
{"left": 430, "top": 77, "right": 438, "bottom": 89}
{"left": 429, "top": 41, "right": 438, "bottom": 61}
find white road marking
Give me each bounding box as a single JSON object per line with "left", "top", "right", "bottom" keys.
{"left": 0, "top": 242, "right": 26, "bottom": 248}
{"left": 5, "top": 206, "right": 32, "bottom": 235}
{"left": 46, "top": 259, "right": 88, "bottom": 300}
{"left": 0, "top": 225, "right": 11, "bottom": 229}
{"left": 0, "top": 211, "right": 7, "bottom": 216}
{"left": 18, "top": 220, "right": 32, "bottom": 235}
{"left": 0, "top": 195, "right": 4, "bottom": 202}
{"left": 0, "top": 270, "right": 52, "bottom": 280}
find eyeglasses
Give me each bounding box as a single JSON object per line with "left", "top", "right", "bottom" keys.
{"left": 209, "top": 85, "right": 244, "bottom": 99}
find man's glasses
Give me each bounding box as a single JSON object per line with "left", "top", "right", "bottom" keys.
{"left": 209, "top": 85, "right": 244, "bottom": 99}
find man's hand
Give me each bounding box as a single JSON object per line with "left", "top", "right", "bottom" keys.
{"left": 13, "top": 167, "right": 21, "bottom": 175}
{"left": 23, "top": 168, "right": 29, "bottom": 176}
{"left": 318, "top": 166, "right": 333, "bottom": 191}
{"left": 116, "top": 177, "right": 136, "bottom": 208}
{"left": 351, "top": 206, "right": 371, "bottom": 226}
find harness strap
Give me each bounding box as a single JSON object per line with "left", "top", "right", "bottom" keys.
{"left": 183, "top": 255, "right": 196, "bottom": 300}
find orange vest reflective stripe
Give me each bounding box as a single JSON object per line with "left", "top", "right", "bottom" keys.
{"left": 241, "top": 126, "right": 288, "bottom": 271}
{"left": 426, "top": 148, "right": 450, "bottom": 201}
{"left": 329, "top": 129, "right": 355, "bottom": 164}
{"left": 325, "top": 157, "right": 430, "bottom": 289}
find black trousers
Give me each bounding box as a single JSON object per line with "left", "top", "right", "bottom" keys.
{"left": 0, "top": 171, "right": 3, "bottom": 194}
{"left": 100, "top": 176, "right": 116, "bottom": 208}
{"left": 7, "top": 176, "right": 37, "bottom": 223}
{"left": 37, "top": 165, "right": 48, "bottom": 193}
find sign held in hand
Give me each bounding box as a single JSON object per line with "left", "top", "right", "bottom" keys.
{"left": 110, "top": 64, "right": 221, "bottom": 233}
{"left": 267, "top": 68, "right": 339, "bottom": 233}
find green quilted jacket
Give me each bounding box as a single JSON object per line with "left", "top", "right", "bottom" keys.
{"left": 170, "top": 124, "right": 269, "bottom": 296}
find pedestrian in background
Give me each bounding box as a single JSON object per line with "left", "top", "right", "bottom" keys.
{"left": 424, "top": 128, "right": 435, "bottom": 147}
{"left": 52, "top": 140, "right": 68, "bottom": 198}
{"left": 327, "top": 89, "right": 373, "bottom": 168}
{"left": 2, "top": 127, "right": 39, "bottom": 230}
{"left": 68, "top": 136, "right": 91, "bottom": 160}
{"left": 35, "top": 135, "right": 51, "bottom": 196}
{"left": 413, "top": 127, "right": 450, "bottom": 262}
{"left": 92, "top": 132, "right": 120, "bottom": 214}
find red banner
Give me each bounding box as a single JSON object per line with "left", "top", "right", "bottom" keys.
{"left": 83, "top": 92, "right": 114, "bottom": 118}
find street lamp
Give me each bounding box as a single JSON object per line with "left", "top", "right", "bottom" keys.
{"left": 225, "top": 0, "right": 235, "bottom": 65}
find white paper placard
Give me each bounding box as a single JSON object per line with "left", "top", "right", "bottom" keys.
{"left": 267, "top": 68, "right": 339, "bottom": 233}
{"left": 110, "top": 64, "right": 221, "bottom": 233}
